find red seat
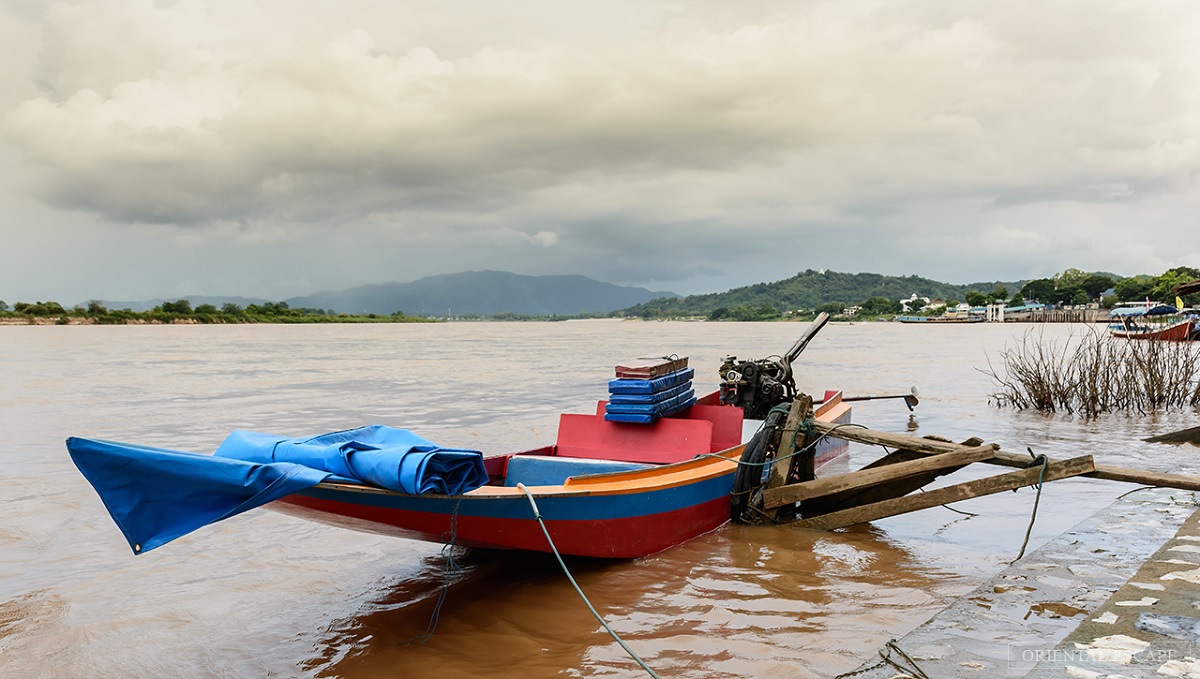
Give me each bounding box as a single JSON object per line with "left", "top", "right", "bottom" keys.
{"left": 556, "top": 413, "right": 713, "bottom": 464}
{"left": 592, "top": 401, "right": 744, "bottom": 453}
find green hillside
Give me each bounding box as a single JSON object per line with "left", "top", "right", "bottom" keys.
{"left": 619, "top": 270, "right": 1023, "bottom": 318}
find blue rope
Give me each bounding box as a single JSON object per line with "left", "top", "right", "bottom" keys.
{"left": 516, "top": 484, "right": 663, "bottom": 679}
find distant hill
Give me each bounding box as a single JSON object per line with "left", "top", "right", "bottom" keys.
{"left": 96, "top": 295, "right": 271, "bottom": 313}
{"left": 285, "top": 271, "right": 677, "bottom": 316}
{"left": 619, "top": 269, "right": 1027, "bottom": 317}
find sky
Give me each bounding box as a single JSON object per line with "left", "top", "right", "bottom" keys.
{"left": 1, "top": 0, "right": 1198, "bottom": 304}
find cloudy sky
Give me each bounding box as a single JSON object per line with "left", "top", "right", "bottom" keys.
{"left": 2, "top": 0, "right": 1198, "bottom": 304}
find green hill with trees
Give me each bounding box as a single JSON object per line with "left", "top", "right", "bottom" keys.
{"left": 616, "top": 267, "right": 1200, "bottom": 321}
{"left": 618, "top": 270, "right": 1024, "bottom": 319}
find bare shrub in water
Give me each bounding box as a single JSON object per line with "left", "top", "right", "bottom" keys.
{"left": 984, "top": 326, "right": 1200, "bottom": 418}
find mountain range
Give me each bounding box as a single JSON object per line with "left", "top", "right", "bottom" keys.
{"left": 96, "top": 269, "right": 1042, "bottom": 318}
{"left": 99, "top": 271, "right": 676, "bottom": 316}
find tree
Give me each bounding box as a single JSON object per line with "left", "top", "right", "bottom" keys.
{"left": 1055, "top": 268, "right": 1089, "bottom": 289}
{"left": 755, "top": 303, "right": 780, "bottom": 319}
{"left": 991, "top": 285, "right": 1008, "bottom": 302}
{"left": 221, "top": 303, "right": 244, "bottom": 315}
{"left": 17, "top": 301, "right": 66, "bottom": 315}
{"left": 858, "top": 296, "right": 900, "bottom": 315}
{"left": 160, "top": 299, "right": 192, "bottom": 314}
{"left": 1151, "top": 267, "right": 1200, "bottom": 301}
{"left": 965, "top": 291, "right": 989, "bottom": 307}
{"left": 1080, "top": 275, "right": 1115, "bottom": 299}
{"left": 1114, "top": 277, "right": 1152, "bottom": 301}
{"left": 86, "top": 300, "right": 108, "bottom": 315}
{"left": 194, "top": 303, "right": 218, "bottom": 314}
{"left": 0, "top": 300, "right": 7, "bottom": 312}
{"left": 1008, "top": 293, "right": 1025, "bottom": 307}
{"left": 1047, "top": 286, "right": 1082, "bottom": 305}
{"left": 1021, "top": 279, "right": 1056, "bottom": 303}
{"left": 814, "top": 301, "right": 846, "bottom": 316}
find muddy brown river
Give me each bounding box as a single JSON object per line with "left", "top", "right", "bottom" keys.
{"left": 2, "top": 321, "right": 1197, "bottom": 677}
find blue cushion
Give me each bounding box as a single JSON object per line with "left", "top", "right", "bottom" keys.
{"left": 504, "top": 455, "right": 649, "bottom": 487}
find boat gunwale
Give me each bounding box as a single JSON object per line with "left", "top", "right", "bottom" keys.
{"left": 308, "top": 445, "right": 745, "bottom": 500}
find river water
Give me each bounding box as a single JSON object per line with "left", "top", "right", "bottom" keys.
{"left": 2, "top": 320, "right": 1198, "bottom": 678}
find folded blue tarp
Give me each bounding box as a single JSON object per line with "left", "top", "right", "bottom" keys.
{"left": 607, "top": 368, "right": 694, "bottom": 395}
{"left": 215, "top": 425, "right": 486, "bottom": 495}
{"left": 67, "top": 425, "right": 487, "bottom": 555}
{"left": 607, "top": 381, "right": 692, "bottom": 405}
{"left": 604, "top": 391, "right": 696, "bottom": 423}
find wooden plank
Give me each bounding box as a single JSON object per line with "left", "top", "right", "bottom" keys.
{"left": 1089, "top": 466, "right": 1200, "bottom": 491}
{"left": 790, "top": 455, "right": 1096, "bottom": 531}
{"left": 800, "top": 448, "right": 934, "bottom": 515}
{"left": 808, "top": 420, "right": 1200, "bottom": 492}
{"left": 761, "top": 444, "right": 998, "bottom": 509}
{"left": 765, "top": 394, "right": 813, "bottom": 491}
{"left": 808, "top": 420, "right": 1020, "bottom": 461}
{"left": 800, "top": 436, "right": 989, "bottom": 514}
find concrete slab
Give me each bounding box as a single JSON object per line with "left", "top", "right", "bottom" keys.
{"left": 843, "top": 488, "right": 1199, "bottom": 678}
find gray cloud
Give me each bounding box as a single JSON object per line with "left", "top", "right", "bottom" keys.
{"left": 2, "top": 0, "right": 1199, "bottom": 300}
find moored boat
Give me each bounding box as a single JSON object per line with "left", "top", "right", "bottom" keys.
{"left": 896, "top": 315, "right": 985, "bottom": 324}
{"left": 1108, "top": 304, "right": 1199, "bottom": 341}
{"left": 271, "top": 392, "right": 851, "bottom": 558}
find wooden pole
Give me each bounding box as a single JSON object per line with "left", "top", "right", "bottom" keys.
{"left": 808, "top": 420, "right": 1200, "bottom": 492}
{"left": 761, "top": 394, "right": 814, "bottom": 521}
{"left": 761, "top": 444, "right": 998, "bottom": 510}
{"left": 790, "top": 455, "right": 1095, "bottom": 530}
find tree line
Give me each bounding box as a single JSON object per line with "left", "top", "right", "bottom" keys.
{"left": 0, "top": 299, "right": 434, "bottom": 324}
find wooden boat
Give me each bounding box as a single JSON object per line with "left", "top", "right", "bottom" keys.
{"left": 1110, "top": 318, "right": 1195, "bottom": 341}
{"left": 1108, "top": 304, "right": 1199, "bottom": 341}
{"left": 269, "top": 392, "right": 852, "bottom": 559}
{"left": 896, "top": 315, "right": 984, "bottom": 324}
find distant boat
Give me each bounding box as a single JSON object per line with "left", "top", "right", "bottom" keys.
{"left": 896, "top": 315, "right": 985, "bottom": 324}
{"left": 1108, "top": 304, "right": 1199, "bottom": 341}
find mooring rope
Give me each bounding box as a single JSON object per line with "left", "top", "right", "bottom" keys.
{"left": 404, "top": 495, "right": 465, "bottom": 645}
{"left": 832, "top": 638, "right": 931, "bottom": 679}
{"left": 1012, "top": 447, "right": 1049, "bottom": 563}
{"left": 516, "top": 483, "right": 663, "bottom": 679}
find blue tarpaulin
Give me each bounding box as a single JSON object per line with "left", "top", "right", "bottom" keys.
{"left": 67, "top": 426, "right": 487, "bottom": 555}
{"left": 214, "top": 425, "right": 486, "bottom": 495}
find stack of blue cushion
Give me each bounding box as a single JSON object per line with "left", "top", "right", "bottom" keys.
{"left": 604, "top": 367, "right": 696, "bottom": 423}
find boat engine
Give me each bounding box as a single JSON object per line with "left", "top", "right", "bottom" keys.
{"left": 724, "top": 313, "right": 830, "bottom": 523}
{"left": 718, "top": 354, "right": 794, "bottom": 421}
{"left": 719, "top": 312, "right": 829, "bottom": 420}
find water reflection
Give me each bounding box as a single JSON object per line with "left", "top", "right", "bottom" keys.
{"left": 313, "top": 522, "right": 956, "bottom": 678}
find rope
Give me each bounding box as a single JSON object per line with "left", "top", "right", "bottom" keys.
{"left": 404, "top": 495, "right": 465, "bottom": 645}
{"left": 833, "top": 639, "right": 930, "bottom": 679}
{"left": 1012, "top": 447, "right": 1048, "bottom": 563}
{"left": 515, "top": 484, "right": 663, "bottom": 679}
